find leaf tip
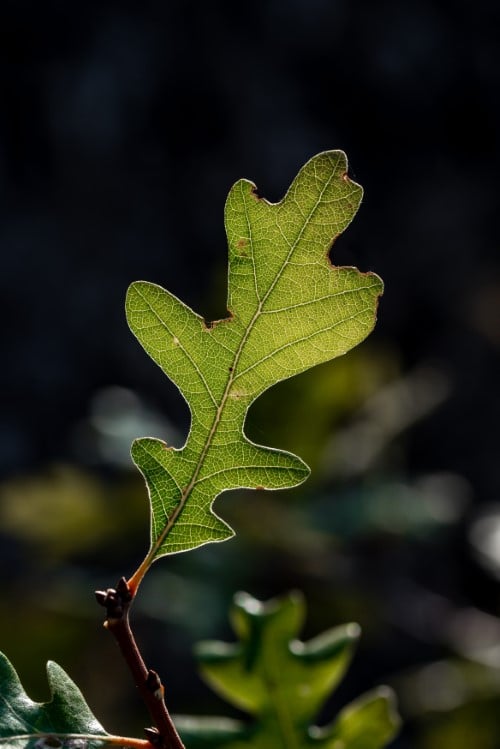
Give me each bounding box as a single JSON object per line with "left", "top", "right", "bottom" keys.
{"left": 345, "top": 621, "right": 362, "bottom": 641}
{"left": 372, "top": 684, "right": 401, "bottom": 721}
{"left": 125, "top": 279, "right": 144, "bottom": 301}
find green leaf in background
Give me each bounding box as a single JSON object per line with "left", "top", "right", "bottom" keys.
{"left": 176, "top": 592, "right": 400, "bottom": 748}
{"left": 126, "top": 151, "right": 383, "bottom": 581}
{"left": 0, "top": 652, "right": 109, "bottom": 749}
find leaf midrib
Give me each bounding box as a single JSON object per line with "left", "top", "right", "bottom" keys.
{"left": 261, "top": 647, "right": 300, "bottom": 749}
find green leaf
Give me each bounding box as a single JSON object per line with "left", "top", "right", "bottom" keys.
{"left": 0, "top": 651, "right": 108, "bottom": 749}
{"left": 173, "top": 717, "right": 248, "bottom": 749}
{"left": 310, "top": 687, "right": 401, "bottom": 749}
{"left": 126, "top": 150, "right": 383, "bottom": 571}
{"left": 176, "top": 592, "right": 400, "bottom": 749}
{"left": 176, "top": 593, "right": 399, "bottom": 749}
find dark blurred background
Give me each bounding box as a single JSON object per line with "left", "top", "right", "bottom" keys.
{"left": 1, "top": 1, "right": 500, "bottom": 747}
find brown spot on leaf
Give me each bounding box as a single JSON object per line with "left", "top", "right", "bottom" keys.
{"left": 204, "top": 311, "right": 236, "bottom": 331}
{"left": 250, "top": 186, "right": 263, "bottom": 201}
{"left": 229, "top": 390, "right": 245, "bottom": 399}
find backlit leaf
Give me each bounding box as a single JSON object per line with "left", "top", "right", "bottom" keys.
{"left": 126, "top": 151, "right": 383, "bottom": 578}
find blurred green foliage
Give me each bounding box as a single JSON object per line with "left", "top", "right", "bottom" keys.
{"left": 176, "top": 591, "right": 399, "bottom": 748}
{"left": 0, "top": 341, "right": 497, "bottom": 748}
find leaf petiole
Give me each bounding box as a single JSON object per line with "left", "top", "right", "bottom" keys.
{"left": 0, "top": 733, "right": 153, "bottom": 749}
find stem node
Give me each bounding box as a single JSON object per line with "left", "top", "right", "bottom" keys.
{"left": 95, "top": 581, "right": 184, "bottom": 749}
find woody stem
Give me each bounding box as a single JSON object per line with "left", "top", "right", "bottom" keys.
{"left": 95, "top": 578, "right": 185, "bottom": 749}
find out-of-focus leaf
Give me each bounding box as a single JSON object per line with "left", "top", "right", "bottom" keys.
{"left": 177, "top": 592, "right": 400, "bottom": 748}
{"left": 311, "top": 688, "right": 400, "bottom": 748}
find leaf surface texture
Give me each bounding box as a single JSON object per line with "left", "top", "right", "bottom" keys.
{"left": 126, "top": 151, "right": 383, "bottom": 562}
{"left": 0, "top": 652, "right": 108, "bottom": 749}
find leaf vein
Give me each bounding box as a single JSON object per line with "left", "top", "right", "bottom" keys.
{"left": 233, "top": 307, "right": 374, "bottom": 381}
{"left": 133, "top": 285, "right": 218, "bottom": 408}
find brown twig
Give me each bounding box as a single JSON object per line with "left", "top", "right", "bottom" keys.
{"left": 95, "top": 578, "right": 185, "bottom": 749}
